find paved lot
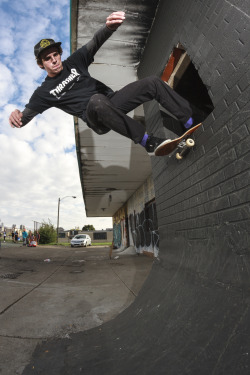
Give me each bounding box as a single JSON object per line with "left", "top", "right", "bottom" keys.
{"left": 0, "top": 244, "right": 152, "bottom": 374}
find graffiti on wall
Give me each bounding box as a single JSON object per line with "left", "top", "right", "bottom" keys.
{"left": 113, "top": 200, "right": 159, "bottom": 255}
{"left": 113, "top": 218, "right": 128, "bottom": 249}
{"left": 113, "top": 203, "right": 130, "bottom": 249}
{"left": 113, "top": 222, "right": 122, "bottom": 248}
{"left": 129, "top": 200, "right": 159, "bottom": 256}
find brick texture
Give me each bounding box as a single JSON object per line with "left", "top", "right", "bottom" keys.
{"left": 137, "top": 0, "right": 250, "bottom": 282}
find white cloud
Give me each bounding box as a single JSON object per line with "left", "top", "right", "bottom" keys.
{"left": 0, "top": 63, "right": 17, "bottom": 105}
{"left": 0, "top": 26, "right": 15, "bottom": 56}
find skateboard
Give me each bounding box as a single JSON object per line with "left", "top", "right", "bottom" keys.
{"left": 154, "top": 122, "right": 202, "bottom": 158}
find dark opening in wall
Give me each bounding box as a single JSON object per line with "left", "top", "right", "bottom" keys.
{"left": 174, "top": 63, "right": 214, "bottom": 115}
{"left": 161, "top": 45, "right": 214, "bottom": 135}
{"left": 94, "top": 232, "right": 107, "bottom": 240}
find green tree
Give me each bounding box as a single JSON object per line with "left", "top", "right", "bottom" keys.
{"left": 39, "top": 220, "right": 57, "bottom": 244}
{"left": 82, "top": 224, "right": 95, "bottom": 231}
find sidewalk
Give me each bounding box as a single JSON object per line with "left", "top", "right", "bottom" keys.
{"left": 0, "top": 244, "right": 152, "bottom": 374}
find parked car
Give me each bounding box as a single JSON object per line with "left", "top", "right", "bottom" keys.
{"left": 70, "top": 234, "right": 91, "bottom": 247}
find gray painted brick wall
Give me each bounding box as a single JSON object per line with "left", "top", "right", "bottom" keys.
{"left": 137, "top": 0, "right": 250, "bottom": 283}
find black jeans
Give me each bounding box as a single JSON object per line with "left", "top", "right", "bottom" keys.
{"left": 86, "top": 76, "right": 192, "bottom": 143}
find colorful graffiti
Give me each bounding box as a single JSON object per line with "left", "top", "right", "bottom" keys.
{"left": 113, "top": 222, "right": 122, "bottom": 248}
{"left": 113, "top": 218, "right": 128, "bottom": 249}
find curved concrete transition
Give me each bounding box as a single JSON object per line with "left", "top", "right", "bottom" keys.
{"left": 23, "top": 199, "right": 250, "bottom": 375}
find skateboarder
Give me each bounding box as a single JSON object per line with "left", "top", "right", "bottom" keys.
{"left": 9, "top": 11, "right": 197, "bottom": 155}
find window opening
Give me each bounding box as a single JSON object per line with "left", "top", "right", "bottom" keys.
{"left": 161, "top": 44, "right": 214, "bottom": 135}
{"left": 94, "top": 232, "right": 107, "bottom": 240}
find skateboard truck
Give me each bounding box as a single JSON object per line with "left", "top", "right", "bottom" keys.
{"left": 176, "top": 138, "right": 195, "bottom": 160}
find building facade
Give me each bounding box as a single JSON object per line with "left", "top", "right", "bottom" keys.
{"left": 72, "top": 0, "right": 249, "bottom": 260}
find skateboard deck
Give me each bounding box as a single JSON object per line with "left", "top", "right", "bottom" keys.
{"left": 155, "top": 122, "right": 202, "bottom": 157}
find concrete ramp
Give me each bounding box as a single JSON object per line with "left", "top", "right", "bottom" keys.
{"left": 23, "top": 230, "right": 250, "bottom": 374}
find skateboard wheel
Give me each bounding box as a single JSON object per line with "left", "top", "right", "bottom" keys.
{"left": 176, "top": 152, "right": 183, "bottom": 160}
{"left": 186, "top": 138, "right": 195, "bottom": 147}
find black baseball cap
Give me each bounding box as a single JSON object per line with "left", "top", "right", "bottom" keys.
{"left": 34, "top": 39, "right": 61, "bottom": 58}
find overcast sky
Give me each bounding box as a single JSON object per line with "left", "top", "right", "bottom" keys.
{"left": 0, "top": 0, "right": 112, "bottom": 231}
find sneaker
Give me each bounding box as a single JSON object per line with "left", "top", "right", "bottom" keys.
{"left": 145, "top": 135, "right": 171, "bottom": 155}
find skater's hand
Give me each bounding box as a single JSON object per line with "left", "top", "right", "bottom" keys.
{"left": 106, "top": 11, "right": 125, "bottom": 30}
{"left": 9, "top": 109, "right": 23, "bottom": 128}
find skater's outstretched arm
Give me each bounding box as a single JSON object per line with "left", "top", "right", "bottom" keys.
{"left": 9, "top": 108, "right": 38, "bottom": 128}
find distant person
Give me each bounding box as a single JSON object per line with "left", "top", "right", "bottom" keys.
{"left": 36, "top": 232, "right": 40, "bottom": 245}
{"left": 14, "top": 230, "right": 18, "bottom": 243}
{"left": 12, "top": 231, "right": 15, "bottom": 242}
{"left": 22, "top": 228, "right": 28, "bottom": 246}
{"left": 28, "top": 232, "right": 33, "bottom": 245}
{"left": 3, "top": 231, "right": 6, "bottom": 242}
{"left": 29, "top": 233, "right": 37, "bottom": 247}
{"left": 8, "top": 12, "right": 201, "bottom": 156}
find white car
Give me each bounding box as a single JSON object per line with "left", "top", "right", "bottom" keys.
{"left": 70, "top": 234, "right": 91, "bottom": 247}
